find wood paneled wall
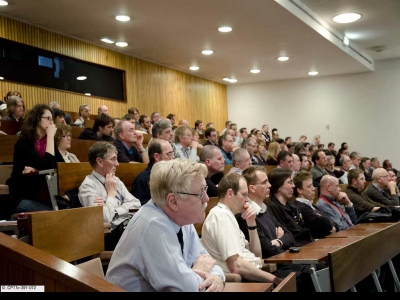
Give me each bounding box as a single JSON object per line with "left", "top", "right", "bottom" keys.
{"left": 0, "top": 16, "right": 228, "bottom": 131}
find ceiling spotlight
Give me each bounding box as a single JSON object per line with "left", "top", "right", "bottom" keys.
{"left": 223, "top": 78, "right": 231, "bottom": 82}
{"left": 229, "top": 79, "right": 238, "bottom": 83}
{"left": 333, "top": 13, "right": 362, "bottom": 24}
{"left": 202, "top": 50, "right": 214, "bottom": 55}
{"left": 115, "top": 15, "right": 130, "bottom": 22}
{"left": 116, "top": 42, "right": 128, "bottom": 47}
{"left": 0, "top": 77, "right": 4, "bottom": 80}
{"left": 189, "top": 66, "right": 199, "bottom": 71}
{"left": 84, "top": 93, "right": 91, "bottom": 96}
{"left": 77, "top": 76, "right": 87, "bottom": 80}
{"left": 277, "top": 56, "right": 289, "bottom": 62}
{"left": 250, "top": 69, "right": 261, "bottom": 74}
{"left": 218, "top": 27, "right": 232, "bottom": 33}
{"left": 0, "top": 1, "right": 8, "bottom": 6}
{"left": 308, "top": 71, "right": 319, "bottom": 76}
{"left": 101, "top": 38, "right": 115, "bottom": 44}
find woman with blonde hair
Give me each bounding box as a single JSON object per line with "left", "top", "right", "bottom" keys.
{"left": 54, "top": 123, "right": 80, "bottom": 163}
{"left": 311, "top": 135, "right": 321, "bottom": 146}
{"left": 266, "top": 141, "right": 280, "bottom": 166}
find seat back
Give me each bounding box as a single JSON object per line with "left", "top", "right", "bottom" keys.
{"left": 272, "top": 272, "right": 296, "bottom": 292}
{"left": 25, "top": 206, "right": 104, "bottom": 262}
{"left": 194, "top": 197, "right": 219, "bottom": 236}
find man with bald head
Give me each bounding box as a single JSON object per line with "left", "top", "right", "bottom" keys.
{"left": 98, "top": 105, "right": 109, "bottom": 115}
{"left": 178, "top": 119, "right": 188, "bottom": 126}
{"left": 200, "top": 145, "right": 225, "bottom": 197}
{"left": 315, "top": 175, "right": 356, "bottom": 231}
{"left": 364, "top": 168, "right": 400, "bottom": 206}
{"left": 113, "top": 120, "right": 149, "bottom": 163}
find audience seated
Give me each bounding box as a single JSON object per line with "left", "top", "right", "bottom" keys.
{"left": 7, "top": 104, "right": 59, "bottom": 215}
{"left": 265, "top": 142, "right": 279, "bottom": 166}
{"left": 74, "top": 104, "right": 91, "bottom": 127}
{"left": 52, "top": 108, "right": 66, "bottom": 125}
{"left": 150, "top": 112, "right": 161, "bottom": 125}
{"left": 325, "top": 155, "right": 345, "bottom": 183}
{"left": 349, "top": 151, "right": 361, "bottom": 170}
{"left": 106, "top": 159, "right": 225, "bottom": 292}
{"left": 364, "top": 168, "right": 399, "bottom": 206}
{"left": 173, "top": 125, "right": 199, "bottom": 162}
{"left": 382, "top": 159, "right": 398, "bottom": 176}
{"left": 199, "top": 145, "right": 225, "bottom": 198}
{"left": 2, "top": 96, "right": 25, "bottom": 122}
{"left": 310, "top": 149, "right": 328, "bottom": 186}
{"left": 127, "top": 107, "right": 140, "bottom": 127}
{"left": 77, "top": 113, "right": 115, "bottom": 142}
{"left": 194, "top": 120, "right": 204, "bottom": 134}
{"left": 204, "top": 127, "right": 218, "bottom": 146}
{"left": 113, "top": 120, "right": 149, "bottom": 164}
{"left": 201, "top": 172, "right": 283, "bottom": 286}
{"left": 54, "top": 124, "right": 80, "bottom": 163}
{"left": 131, "top": 139, "right": 174, "bottom": 205}
{"left": 298, "top": 153, "right": 311, "bottom": 171}
{"left": 252, "top": 141, "right": 267, "bottom": 166}
{"left": 138, "top": 114, "right": 152, "bottom": 134}
{"left": 338, "top": 155, "right": 351, "bottom": 184}
{"left": 78, "top": 142, "right": 141, "bottom": 250}
{"left": 335, "top": 147, "right": 349, "bottom": 166}
{"left": 191, "top": 129, "right": 203, "bottom": 151}
{"left": 276, "top": 151, "right": 294, "bottom": 171}
{"left": 359, "top": 157, "right": 372, "bottom": 181}
{"left": 166, "top": 113, "right": 177, "bottom": 130}
{"left": 267, "top": 168, "right": 314, "bottom": 247}
{"left": 261, "top": 124, "right": 271, "bottom": 144}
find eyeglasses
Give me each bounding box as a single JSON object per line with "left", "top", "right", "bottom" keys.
{"left": 175, "top": 186, "right": 208, "bottom": 200}
{"left": 254, "top": 180, "right": 269, "bottom": 186}
{"left": 379, "top": 175, "right": 389, "bottom": 179}
{"left": 103, "top": 157, "right": 118, "bottom": 163}
{"left": 162, "top": 151, "right": 174, "bottom": 157}
{"left": 41, "top": 116, "right": 53, "bottom": 122}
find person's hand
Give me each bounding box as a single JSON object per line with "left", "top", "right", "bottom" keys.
{"left": 22, "top": 166, "right": 38, "bottom": 174}
{"left": 46, "top": 123, "right": 57, "bottom": 138}
{"left": 104, "top": 173, "right": 117, "bottom": 198}
{"left": 0, "top": 130, "right": 7, "bottom": 135}
{"left": 276, "top": 226, "right": 284, "bottom": 239}
{"left": 196, "top": 272, "right": 224, "bottom": 292}
{"left": 388, "top": 181, "right": 397, "bottom": 193}
{"left": 192, "top": 253, "right": 216, "bottom": 273}
{"left": 242, "top": 202, "right": 257, "bottom": 226}
{"left": 93, "top": 196, "right": 105, "bottom": 206}
{"left": 337, "top": 192, "right": 351, "bottom": 206}
{"left": 190, "top": 140, "right": 199, "bottom": 149}
{"left": 135, "top": 132, "right": 144, "bottom": 147}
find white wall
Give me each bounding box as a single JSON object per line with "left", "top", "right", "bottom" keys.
{"left": 227, "top": 58, "right": 400, "bottom": 167}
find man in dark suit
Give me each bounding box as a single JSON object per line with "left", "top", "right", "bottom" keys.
{"left": 364, "top": 168, "right": 400, "bottom": 206}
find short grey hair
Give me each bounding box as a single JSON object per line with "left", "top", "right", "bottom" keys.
{"left": 88, "top": 142, "right": 117, "bottom": 168}
{"left": 152, "top": 119, "right": 172, "bottom": 138}
{"left": 232, "top": 148, "right": 249, "bottom": 166}
{"left": 150, "top": 158, "right": 208, "bottom": 206}
{"left": 49, "top": 101, "right": 59, "bottom": 109}
{"left": 200, "top": 145, "right": 219, "bottom": 162}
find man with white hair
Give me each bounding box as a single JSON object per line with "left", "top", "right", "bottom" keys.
{"left": 106, "top": 159, "right": 225, "bottom": 292}
{"left": 98, "top": 105, "right": 109, "bottom": 115}
{"left": 364, "top": 168, "right": 400, "bottom": 206}
{"left": 228, "top": 148, "right": 252, "bottom": 175}
{"left": 315, "top": 175, "right": 357, "bottom": 231}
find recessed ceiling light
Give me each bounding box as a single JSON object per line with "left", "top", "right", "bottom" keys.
{"left": 0, "top": 77, "right": 4, "bottom": 80}
{"left": 101, "top": 38, "right": 115, "bottom": 44}
{"left": 115, "top": 15, "right": 130, "bottom": 22}
{"left": 202, "top": 50, "right": 213, "bottom": 55}
{"left": 218, "top": 27, "right": 232, "bottom": 33}
{"left": 250, "top": 69, "right": 261, "bottom": 74}
{"left": 189, "top": 66, "right": 199, "bottom": 71}
{"left": 229, "top": 79, "right": 238, "bottom": 83}
{"left": 77, "top": 76, "right": 87, "bottom": 80}
{"left": 116, "top": 42, "right": 128, "bottom": 47}
{"left": 223, "top": 78, "right": 237, "bottom": 83}
{"left": 84, "top": 93, "right": 91, "bottom": 96}
{"left": 223, "top": 78, "right": 231, "bottom": 82}
{"left": 333, "top": 13, "right": 362, "bottom": 24}
{"left": 277, "top": 56, "right": 289, "bottom": 62}
{"left": 308, "top": 71, "right": 319, "bottom": 76}
{"left": 0, "top": 1, "right": 8, "bottom": 6}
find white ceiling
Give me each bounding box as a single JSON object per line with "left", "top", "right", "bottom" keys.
{"left": 0, "top": 0, "right": 399, "bottom": 85}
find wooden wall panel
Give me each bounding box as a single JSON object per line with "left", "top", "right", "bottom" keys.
{"left": 0, "top": 16, "right": 228, "bottom": 132}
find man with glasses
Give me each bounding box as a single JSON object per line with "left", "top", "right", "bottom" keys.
{"left": 113, "top": 120, "right": 149, "bottom": 164}
{"left": 201, "top": 172, "right": 283, "bottom": 286}
{"left": 106, "top": 159, "right": 225, "bottom": 292}
{"left": 267, "top": 168, "right": 314, "bottom": 246}
{"left": 173, "top": 125, "right": 199, "bottom": 162}
{"left": 364, "top": 168, "right": 400, "bottom": 206}
{"left": 132, "top": 139, "right": 175, "bottom": 205}
{"left": 338, "top": 155, "right": 351, "bottom": 184}
{"left": 78, "top": 142, "right": 141, "bottom": 250}
{"left": 204, "top": 127, "right": 218, "bottom": 146}
{"left": 218, "top": 132, "right": 234, "bottom": 165}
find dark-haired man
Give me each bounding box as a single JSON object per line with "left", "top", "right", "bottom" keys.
{"left": 77, "top": 113, "right": 115, "bottom": 141}
{"left": 204, "top": 127, "right": 218, "bottom": 146}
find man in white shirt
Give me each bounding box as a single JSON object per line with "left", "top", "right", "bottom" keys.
{"left": 78, "top": 141, "right": 141, "bottom": 250}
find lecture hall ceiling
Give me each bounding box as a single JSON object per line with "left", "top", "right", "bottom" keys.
{"left": 0, "top": 0, "right": 399, "bottom": 84}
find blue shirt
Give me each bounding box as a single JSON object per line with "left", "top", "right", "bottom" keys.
{"left": 105, "top": 200, "right": 224, "bottom": 292}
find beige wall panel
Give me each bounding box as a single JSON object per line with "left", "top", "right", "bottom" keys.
{"left": 0, "top": 16, "right": 227, "bottom": 131}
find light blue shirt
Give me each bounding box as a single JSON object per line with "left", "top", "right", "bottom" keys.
{"left": 105, "top": 200, "right": 224, "bottom": 292}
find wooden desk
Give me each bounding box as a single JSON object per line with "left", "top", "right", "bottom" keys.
{"left": 224, "top": 282, "right": 273, "bottom": 292}
{"left": 325, "top": 228, "right": 382, "bottom": 238}
{"left": 264, "top": 248, "right": 330, "bottom": 265}
{"left": 353, "top": 222, "right": 396, "bottom": 229}
{"left": 302, "top": 237, "right": 363, "bottom": 248}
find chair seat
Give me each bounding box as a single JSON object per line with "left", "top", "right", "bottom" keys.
{"left": 0, "top": 184, "right": 9, "bottom": 195}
